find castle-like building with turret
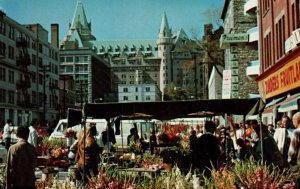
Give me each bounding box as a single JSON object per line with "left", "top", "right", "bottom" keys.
{"left": 61, "top": 0, "right": 208, "bottom": 103}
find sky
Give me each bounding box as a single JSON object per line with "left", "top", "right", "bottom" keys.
{"left": 0, "top": 0, "right": 224, "bottom": 42}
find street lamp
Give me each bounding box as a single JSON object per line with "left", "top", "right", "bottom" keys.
{"left": 40, "top": 65, "right": 50, "bottom": 124}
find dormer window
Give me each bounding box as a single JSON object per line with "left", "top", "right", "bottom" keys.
{"left": 128, "top": 52, "right": 136, "bottom": 57}
{"left": 145, "top": 51, "right": 152, "bottom": 56}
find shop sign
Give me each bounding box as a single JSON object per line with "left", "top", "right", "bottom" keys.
{"left": 231, "top": 54, "right": 239, "bottom": 60}
{"left": 221, "top": 33, "right": 249, "bottom": 43}
{"left": 259, "top": 56, "right": 300, "bottom": 99}
{"left": 285, "top": 28, "right": 300, "bottom": 53}
{"left": 231, "top": 84, "right": 239, "bottom": 91}
{"left": 232, "top": 76, "right": 239, "bottom": 83}
{"left": 222, "top": 70, "right": 232, "bottom": 99}
{"left": 230, "top": 46, "right": 238, "bottom": 53}
{"left": 231, "top": 69, "right": 239, "bottom": 76}
{"left": 230, "top": 61, "right": 238, "bottom": 68}
{"left": 231, "top": 91, "right": 239, "bottom": 98}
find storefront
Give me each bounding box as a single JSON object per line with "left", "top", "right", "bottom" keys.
{"left": 257, "top": 45, "right": 300, "bottom": 124}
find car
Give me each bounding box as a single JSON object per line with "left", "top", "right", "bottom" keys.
{"left": 49, "top": 119, "right": 159, "bottom": 147}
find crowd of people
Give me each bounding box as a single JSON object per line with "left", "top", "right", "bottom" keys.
{"left": 186, "top": 112, "right": 300, "bottom": 178}
{"left": 3, "top": 112, "right": 300, "bottom": 188}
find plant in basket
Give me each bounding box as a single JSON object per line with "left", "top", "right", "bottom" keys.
{"left": 64, "top": 128, "right": 76, "bottom": 138}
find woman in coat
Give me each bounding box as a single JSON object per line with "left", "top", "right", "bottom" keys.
{"left": 75, "top": 124, "right": 102, "bottom": 183}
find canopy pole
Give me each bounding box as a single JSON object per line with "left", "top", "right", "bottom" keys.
{"left": 259, "top": 112, "right": 263, "bottom": 163}
{"left": 82, "top": 119, "right": 86, "bottom": 185}
{"left": 120, "top": 119, "right": 124, "bottom": 167}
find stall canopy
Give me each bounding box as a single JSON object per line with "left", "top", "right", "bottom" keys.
{"left": 82, "top": 98, "right": 265, "bottom": 120}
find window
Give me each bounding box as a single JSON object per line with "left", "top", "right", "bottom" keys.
{"left": 0, "top": 67, "right": 5, "bottom": 81}
{"left": 123, "top": 88, "right": 128, "bottom": 92}
{"left": 32, "top": 91, "right": 36, "bottom": 105}
{"left": 0, "top": 19, "right": 5, "bottom": 34}
{"left": 32, "top": 41, "right": 36, "bottom": 50}
{"left": 39, "top": 57, "right": 43, "bottom": 67}
{"left": 32, "top": 54, "right": 36, "bottom": 66}
{"left": 66, "top": 56, "right": 74, "bottom": 63}
{"left": 8, "top": 25, "right": 14, "bottom": 40}
{"left": 39, "top": 74, "right": 43, "bottom": 85}
{"left": 145, "top": 87, "right": 150, "bottom": 92}
{"left": 60, "top": 56, "right": 65, "bottom": 62}
{"left": 136, "top": 96, "right": 138, "bottom": 100}
{"left": 39, "top": 44, "right": 43, "bottom": 53}
{"left": 135, "top": 87, "right": 138, "bottom": 92}
{"left": 0, "top": 89, "right": 5, "bottom": 103}
{"left": 8, "top": 90, "right": 14, "bottom": 104}
{"left": 123, "top": 96, "right": 128, "bottom": 101}
{"left": 146, "top": 96, "right": 151, "bottom": 101}
{"left": 31, "top": 73, "right": 36, "bottom": 83}
{"left": 0, "top": 41, "right": 5, "bottom": 56}
{"left": 8, "top": 46, "right": 14, "bottom": 59}
{"left": 8, "top": 70, "right": 14, "bottom": 83}
{"left": 39, "top": 92, "right": 43, "bottom": 106}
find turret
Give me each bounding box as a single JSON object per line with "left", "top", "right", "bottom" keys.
{"left": 66, "top": 0, "right": 96, "bottom": 42}
{"left": 156, "top": 12, "right": 172, "bottom": 100}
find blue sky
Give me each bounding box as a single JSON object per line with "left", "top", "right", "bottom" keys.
{"left": 1, "top": 0, "right": 224, "bottom": 41}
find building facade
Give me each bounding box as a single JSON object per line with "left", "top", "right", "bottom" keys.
{"left": 257, "top": 0, "right": 300, "bottom": 124}
{"left": 220, "top": 0, "right": 259, "bottom": 99}
{"left": 118, "top": 84, "right": 161, "bottom": 102}
{"left": 60, "top": 0, "right": 111, "bottom": 105}
{"left": 0, "top": 11, "right": 60, "bottom": 125}
{"left": 62, "top": 0, "right": 208, "bottom": 103}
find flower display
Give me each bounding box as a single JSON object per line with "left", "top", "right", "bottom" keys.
{"left": 157, "top": 123, "right": 186, "bottom": 146}
{"left": 64, "top": 128, "right": 76, "bottom": 138}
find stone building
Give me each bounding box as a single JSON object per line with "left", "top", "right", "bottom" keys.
{"left": 220, "top": 0, "right": 259, "bottom": 99}
{"left": 60, "top": 0, "right": 111, "bottom": 105}
{"left": 61, "top": 0, "right": 208, "bottom": 102}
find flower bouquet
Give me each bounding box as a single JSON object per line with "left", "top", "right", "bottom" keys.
{"left": 64, "top": 128, "right": 76, "bottom": 138}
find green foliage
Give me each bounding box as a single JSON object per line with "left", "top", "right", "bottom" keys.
{"left": 0, "top": 165, "right": 6, "bottom": 189}
{"left": 40, "top": 137, "right": 67, "bottom": 149}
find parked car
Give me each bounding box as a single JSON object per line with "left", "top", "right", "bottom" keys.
{"left": 49, "top": 119, "right": 159, "bottom": 147}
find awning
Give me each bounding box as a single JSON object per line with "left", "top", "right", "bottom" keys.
{"left": 82, "top": 98, "right": 265, "bottom": 120}
{"left": 262, "top": 96, "right": 285, "bottom": 115}
{"left": 278, "top": 93, "right": 300, "bottom": 112}
{"left": 265, "top": 96, "right": 286, "bottom": 108}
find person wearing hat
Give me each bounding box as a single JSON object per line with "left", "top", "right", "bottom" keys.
{"left": 6, "top": 126, "right": 37, "bottom": 189}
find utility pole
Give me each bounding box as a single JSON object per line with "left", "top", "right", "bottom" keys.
{"left": 80, "top": 80, "right": 83, "bottom": 109}
{"left": 40, "top": 65, "right": 50, "bottom": 124}
{"left": 194, "top": 54, "right": 198, "bottom": 99}
{"left": 63, "top": 75, "right": 66, "bottom": 118}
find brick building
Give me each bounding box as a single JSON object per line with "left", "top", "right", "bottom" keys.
{"left": 257, "top": 0, "right": 300, "bottom": 123}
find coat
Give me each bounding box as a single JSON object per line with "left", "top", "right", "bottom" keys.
{"left": 6, "top": 139, "right": 37, "bottom": 189}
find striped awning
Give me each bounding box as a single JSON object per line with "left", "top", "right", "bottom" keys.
{"left": 278, "top": 93, "right": 300, "bottom": 112}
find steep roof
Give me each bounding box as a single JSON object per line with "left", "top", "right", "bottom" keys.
{"left": 90, "top": 39, "right": 159, "bottom": 57}
{"left": 173, "top": 28, "right": 189, "bottom": 44}
{"left": 67, "top": 30, "right": 84, "bottom": 47}
{"left": 158, "top": 12, "right": 171, "bottom": 38}
{"left": 71, "top": 0, "right": 89, "bottom": 30}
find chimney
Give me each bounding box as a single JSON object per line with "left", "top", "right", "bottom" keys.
{"left": 51, "top": 24, "right": 59, "bottom": 48}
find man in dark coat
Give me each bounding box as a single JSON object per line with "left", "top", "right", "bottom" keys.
{"left": 195, "top": 121, "right": 221, "bottom": 177}
{"left": 6, "top": 126, "right": 37, "bottom": 189}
